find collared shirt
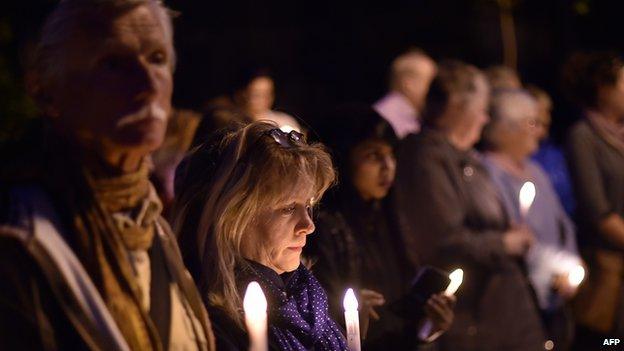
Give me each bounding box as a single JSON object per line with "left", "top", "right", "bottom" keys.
{"left": 373, "top": 92, "right": 419, "bottom": 139}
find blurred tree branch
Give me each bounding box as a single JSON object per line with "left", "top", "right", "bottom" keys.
{"left": 495, "top": 0, "right": 519, "bottom": 69}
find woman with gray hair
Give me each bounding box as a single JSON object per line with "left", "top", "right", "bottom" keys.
{"left": 482, "top": 89, "right": 580, "bottom": 350}
{"left": 394, "top": 61, "right": 545, "bottom": 350}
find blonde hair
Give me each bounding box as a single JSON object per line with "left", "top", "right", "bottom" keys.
{"left": 172, "top": 121, "right": 336, "bottom": 327}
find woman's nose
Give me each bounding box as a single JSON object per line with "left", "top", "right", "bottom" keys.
{"left": 296, "top": 208, "right": 315, "bottom": 236}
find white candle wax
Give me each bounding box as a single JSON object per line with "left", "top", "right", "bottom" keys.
{"left": 519, "top": 181, "right": 536, "bottom": 218}
{"left": 244, "top": 281, "right": 268, "bottom": 351}
{"left": 418, "top": 269, "right": 464, "bottom": 341}
{"left": 343, "top": 288, "right": 361, "bottom": 351}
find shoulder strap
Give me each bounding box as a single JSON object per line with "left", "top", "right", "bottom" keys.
{"left": 156, "top": 218, "right": 216, "bottom": 351}
{"left": 148, "top": 234, "right": 172, "bottom": 349}
{"left": 7, "top": 186, "right": 130, "bottom": 351}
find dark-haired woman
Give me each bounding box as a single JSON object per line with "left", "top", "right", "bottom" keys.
{"left": 305, "top": 105, "right": 455, "bottom": 350}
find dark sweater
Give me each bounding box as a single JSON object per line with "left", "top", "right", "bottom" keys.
{"left": 393, "top": 129, "right": 545, "bottom": 351}
{"left": 306, "top": 193, "right": 419, "bottom": 350}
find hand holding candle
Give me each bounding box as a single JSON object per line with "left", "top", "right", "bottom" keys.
{"left": 343, "top": 288, "right": 361, "bottom": 351}
{"left": 501, "top": 181, "right": 537, "bottom": 257}
{"left": 549, "top": 254, "right": 586, "bottom": 300}
{"left": 244, "top": 281, "right": 268, "bottom": 351}
{"left": 418, "top": 269, "right": 463, "bottom": 341}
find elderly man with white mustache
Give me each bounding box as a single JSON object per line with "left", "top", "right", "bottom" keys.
{"left": 0, "top": 1, "right": 215, "bottom": 350}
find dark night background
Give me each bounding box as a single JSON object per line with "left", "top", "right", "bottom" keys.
{"left": 1, "top": 0, "right": 623, "bottom": 142}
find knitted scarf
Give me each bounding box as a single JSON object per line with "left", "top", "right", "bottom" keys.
{"left": 238, "top": 262, "right": 348, "bottom": 351}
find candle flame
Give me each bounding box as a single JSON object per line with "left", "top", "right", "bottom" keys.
{"left": 343, "top": 288, "right": 358, "bottom": 311}
{"left": 244, "top": 281, "right": 267, "bottom": 317}
{"left": 568, "top": 265, "right": 585, "bottom": 287}
{"left": 519, "top": 182, "right": 536, "bottom": 216}
{"left": 445, "top": 269, "right": 464, "bottom": 296}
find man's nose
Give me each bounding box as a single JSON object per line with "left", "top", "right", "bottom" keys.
{"left": 132, "top": 59, "right": 158, "bottom": 102}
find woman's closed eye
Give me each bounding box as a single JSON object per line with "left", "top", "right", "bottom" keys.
{"left": 280, "top": 202, "right": 314, "bottom": 217}
{"left": 281, "top": 203, "right": 297, "bottom": 216}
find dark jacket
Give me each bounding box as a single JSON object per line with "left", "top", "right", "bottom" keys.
{"left": 393, "top": 129, "right": 545, "bottom": 351}
{"left": 0, "top": 185, "right": 213, "bottom": 351}
{"left": 306, "top": 194, "right": 418, "bottom": 350}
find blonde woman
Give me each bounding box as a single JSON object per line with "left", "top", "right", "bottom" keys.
{"left": 172, "top": 121, "right": 347, "bottom": 350}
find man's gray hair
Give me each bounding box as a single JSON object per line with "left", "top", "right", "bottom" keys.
{"left": 34, "top": 0, "right": 175, "bottom": 95}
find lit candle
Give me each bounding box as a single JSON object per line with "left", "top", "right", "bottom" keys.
{"left": 567, "top": 264, "right": 585, "bottom": 287}
{"left": 418, "top": 269, "right": 464, "bottom": 341}
{"left": 343, "top": 288, "right": 361, "bottom": 351}
{"left": 445, "top": 269, "right": 464, "bottom": 296}
{"left": 519, "top": 181, "right": 536, "bottom": 218}
{"left": 244, "top": 282, "right": 268, "bottom": 351}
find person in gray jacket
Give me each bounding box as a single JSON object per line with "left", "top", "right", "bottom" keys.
{"left": 393, "top": 60, "right": 546, "bottom": 351}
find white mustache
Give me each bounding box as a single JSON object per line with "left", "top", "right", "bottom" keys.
{"left": 115, "top": 104, "right": 167, "bottom": 128}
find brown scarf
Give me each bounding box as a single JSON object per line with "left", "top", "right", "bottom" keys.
{"left": 73, "top": 160, "right": 164, "bottom": 351}
{"left": 3, "top": 124, "right": 210, "bottom": 350}
{"left": 87, "top": 161, "right": 162, "bottom": 251}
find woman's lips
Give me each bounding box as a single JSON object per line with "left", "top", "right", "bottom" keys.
{"left": 287, "top": 246, "right": 303, "bottom": 252}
